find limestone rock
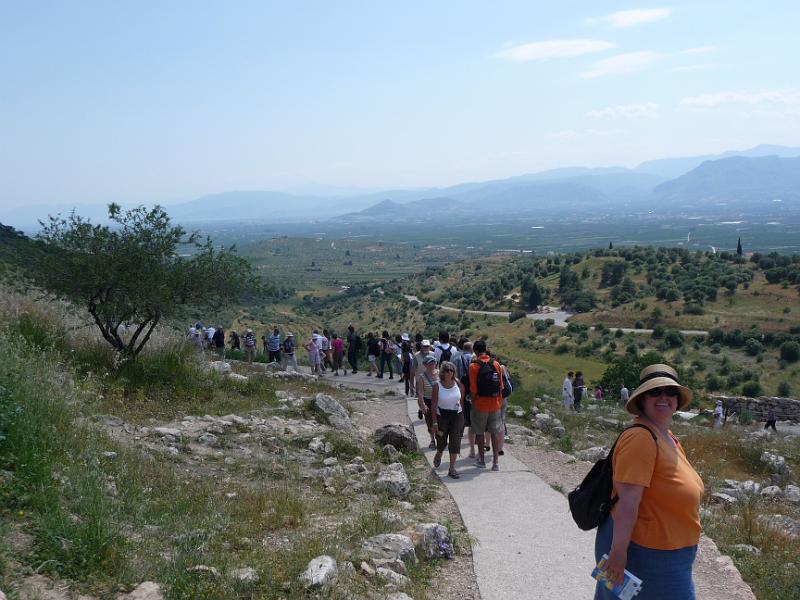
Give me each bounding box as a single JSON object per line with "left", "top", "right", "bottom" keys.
{"left": 382, "top": 444, "right": 400, "bottom": 460}
{"left": 374, "top": 463, "right": 411, "bottom": 498}
{"left": 119, "top": 582, "right": 164, "bottom": 600}
{"left": 186, "top": 565, "right": 220, "bottom": 577}
{"left": 374, "top": 424, "right": 418, "bottom": 453}
{"left": 226, "top": 373, "right": 248, "bottom": 383}
{"left": 785, "top": 484, "right": 800, "bottom": 504}
{"left": 387, "top": 594, "right": 414, "bottom": 600}
{"left": 377, "top": 567, "right": 410, "bottom": 588}
{"left": 761, "top": 451, "right": 794, "bottom": 485}
{"left": 710, "top": 492, "right": 737, "bottom": 505}
{"left": 414, "top": 523, "right": 453, "bottom": 560}
{"left": 205, "top": 361, "right": 232, "bottom": 375}
{"left": 300, "top": 555, "right": 337, "bottom": 589}
{"left": 153, "top": 427, "right": 182, "bottom": 440}
{"left": 308, "top": 437, "right": 326, "bottom": 453}
{"left": 361, "top": 533, "right": 417, "bottom": 566}
{"left": 730, "top": 544, "right": 761, "bottom": 555}
{"left": 231, "top": 567, "right": 259, "bottom": 583}
{"left": 197, "top": 433, "right": 219, "bottom": 448}
{"left": 757, "top": 514, "right": 800, "bottom": 539}
{"left": 576, "top": 447, "right": 608, "bottom": 463}
{"left": 760, "top": 485, "right": 783, "bottom": 499}
{"left": 312, "top": 394, "right": 353, "bottom": 430}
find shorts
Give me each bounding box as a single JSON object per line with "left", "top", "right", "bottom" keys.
{"left": 368, "top": 354, "right": 377, "bottom": 363}
{"left": 463, "top": 400, "right": 472, "bottom": 428}
{"left": 423, "top": 397, "right": 433, "bottom": 430}
{"left": 471, "top": 408, "right": 503, "bottom": 436}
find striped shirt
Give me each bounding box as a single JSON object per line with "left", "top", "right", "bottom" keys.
{"left": 268, "top": 334, "right": 281, "bottom": 351}
{"left": 243, "top": 332, "right": 256, "bottom": 348}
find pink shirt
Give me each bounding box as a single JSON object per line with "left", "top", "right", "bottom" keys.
{"left": 332, "top": 338, "right": 343, "bottom": 353}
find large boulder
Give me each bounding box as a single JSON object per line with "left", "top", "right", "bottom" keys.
{"left": 204, "top": 361, "right": 232, "bottom": 376}
{"left": 312, "top": 394, "right": 353, "bottom": 430}
{"left": 760, "top": 452, "right": 794, "bottom": 485}
{"left": 299, "top": 555, "right": 338, "bottom": 589}
{"left": 374, "top": 463, "right": 411, "bottom": 497}
{"left": 374, "top": 424, "right": 418, "bottom": 453}
{"left": 577, "top": 447, "right": 609, "bottom": 463}
{"left": 786, "top": 484, "right": 800, "bottom": 504}
{"left": 361, "top": 534, "right": 417, "bottom": 566}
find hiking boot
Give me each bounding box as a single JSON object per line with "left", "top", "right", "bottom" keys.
{"left": 475, "top": 459, "right": 486, "bottom": 468}
{"left": 491, "top": 463, "right": 500, "bottom": 472}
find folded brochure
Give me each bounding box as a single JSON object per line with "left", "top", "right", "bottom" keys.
{"left": 591, "top": 554, "right": 643, "bottom": 599}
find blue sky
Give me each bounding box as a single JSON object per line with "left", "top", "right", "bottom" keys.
{"left": 2, "top": 1, "right": 799, "bottom": 210}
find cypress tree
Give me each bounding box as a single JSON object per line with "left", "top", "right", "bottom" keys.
{"left": 736, "top": 237, "right": 743, "bottom": 256}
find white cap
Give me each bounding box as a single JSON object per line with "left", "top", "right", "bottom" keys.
{"left": 422, "top": 339, "right": 431, "bottom": 347}
{"left": 401, "top": 333, "right": 410, "bottom": 341}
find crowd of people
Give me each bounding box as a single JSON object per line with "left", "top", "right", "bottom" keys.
{"left": 190, "top": 318, "right": 713, "bottom": 595}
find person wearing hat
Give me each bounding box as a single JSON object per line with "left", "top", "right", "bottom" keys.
{"left": 594, "top": 364, "right": 704, "bottom": 600}
{"left": 242, "top": 328, "right": 257, "bottom": 363}
{"left": 282, "top": 332, "right": 297, "bottom": 372}
{"left": 416, "top": 354, "right": 439, "bottom": 448}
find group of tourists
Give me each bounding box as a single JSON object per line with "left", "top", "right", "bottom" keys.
{"left": 188, "top": 315, "right": 716, "bottom": 596}
{"left": 562, "top": 370, "right": 629, "bottom": 412}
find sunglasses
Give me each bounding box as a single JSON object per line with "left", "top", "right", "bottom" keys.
{"left": 440, "top": 368, "right": 454, "bottom": 373}
{"left": 645, "top": 386, "right": 679, "bottom": 398}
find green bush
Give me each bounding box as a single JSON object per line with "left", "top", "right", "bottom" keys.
{"left": 508, "top": 310, "right": 527, "bottom": 323}
{"left": 777, "top": 381, "right": 791, "bottom": 396}
{"left": 741, "top": 381, "right": 763, "bottom": 397}
{"left": 779, "top": 341, "right": 800, "bottom": 362}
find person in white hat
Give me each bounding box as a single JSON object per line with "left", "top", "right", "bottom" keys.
{"left": 282, "top": 332, "right": 297, "bottom": 372}
{"left": 594, "top": 364, "right": 704, "bottom": 599}
{"left": 242, "top": 328, "right": 257, "bottom": 363}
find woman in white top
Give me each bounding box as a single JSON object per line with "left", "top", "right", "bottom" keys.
{"left": 431, "top": 360, "right": 466, "bottom": 478}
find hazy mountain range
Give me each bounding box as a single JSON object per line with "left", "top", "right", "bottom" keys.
{"left": 2, "top": 144, "right": 799, "bottom": 229}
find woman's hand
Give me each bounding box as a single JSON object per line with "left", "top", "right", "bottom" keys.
{"left": 604, "top": 546, "right": 627, "bottom": 586}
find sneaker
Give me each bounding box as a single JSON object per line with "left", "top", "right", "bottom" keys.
{"left": 389, "top": 376, "right": 394, "bottom": 379}
{"left": 428, "top": 440, "right": 436, "bottom": 449}
{"left": 367, "top": 373, "right": 372, "bottom": 377}
{"left": 448, "top": 469, "right": 461, "bottom": 479}
{"left": 484, "top": 445, "right": 490, "bottom": 452}
{"left": 475, "top": 459, "right": 486, "bottom": 469}
{"left": 468, "top": 448, "right": 476, "bottom": 459}
{"left": 433, "top": 453, "right": 442, "bottom": 468}
{"left": 498, "top": 450, "right": 505, "bottom": 456}
{"left": 491, "top": 463, "right": 500, "bottom": 472}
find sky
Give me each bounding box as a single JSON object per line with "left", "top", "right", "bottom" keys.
{"left": 2, "top": 1, "right": 800, "bottom": 211}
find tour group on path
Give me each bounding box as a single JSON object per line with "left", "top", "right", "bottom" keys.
{"left": 334, "top": 372, "right": 596, "bottom": 599}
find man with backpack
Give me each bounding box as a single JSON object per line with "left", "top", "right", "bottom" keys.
{"left": 468, "top": 339, "right": 505, "bottom": 471}
{"left": 434, "top": 331, "right": 454, "bottom": 365}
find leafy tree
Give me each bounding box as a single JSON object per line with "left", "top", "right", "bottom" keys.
{"left": 32, "top": 204, "right": 256, "bottom": 358}
{"left": 521, "top": 276, "right": 543, "bottom": 311}
{"left": 599, "top": 351, "right": 665, "bottom": 397}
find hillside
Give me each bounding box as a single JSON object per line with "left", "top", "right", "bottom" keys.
{"left": 652, "top": 156, "right": 800, "bottom": 207}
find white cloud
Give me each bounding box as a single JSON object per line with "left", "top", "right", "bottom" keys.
{"left": 586, "top": 8, "right": 672, "bottom": 28}
{"left": 681, "top": 90, "right": 800, "bottom": 108}
{"left": 496, "top": 39, "right": 615, "bottom": 61}
{"left": 579, "top": 51, "right": 663, "bottom": 78}
{"left": 586, "top": 103, "right": 660, "bottom": 119}
{"left": 679, "top": 46, "right": 716, "bottom": 55}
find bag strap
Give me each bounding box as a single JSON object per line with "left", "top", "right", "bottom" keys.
{"left": 609, "top": 424, "right": 658, "bottom": 508}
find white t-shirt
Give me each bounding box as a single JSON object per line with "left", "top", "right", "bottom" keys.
{"left": 436, "top": 381, "right": 462, "bottom": 413}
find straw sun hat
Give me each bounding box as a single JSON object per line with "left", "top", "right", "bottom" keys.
{"left": 626, "top": 363, "right": 692, "bottom": 416}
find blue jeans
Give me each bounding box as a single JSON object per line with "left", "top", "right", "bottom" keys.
{"left": 594, "top": 516, "right": 697, "bottom": 600}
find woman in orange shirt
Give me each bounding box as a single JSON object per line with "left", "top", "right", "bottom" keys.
{"left": 595, "top": 364, "right": 704, "bottom": 600}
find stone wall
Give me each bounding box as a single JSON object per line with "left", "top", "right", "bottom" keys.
{"left": 711, "top": 395, "right": 800, "bottom": 423}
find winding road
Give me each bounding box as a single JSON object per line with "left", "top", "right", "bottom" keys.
{"left": 403, "top": 295, "right": 709, "bottom": 336}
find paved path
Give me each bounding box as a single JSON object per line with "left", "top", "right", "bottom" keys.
{"left": 405, "top": 397, "right": 596, "bottom": 600}
{"left": 403, "top": 295, "right": 709, "bottom": 336}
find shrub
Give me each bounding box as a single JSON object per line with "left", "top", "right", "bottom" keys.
{"left": 508, "top": 310, "right": 527, "bottom": 323}
{"left": 705, "top": 374, "right": 721, "bottom": 392}
{"left": 779, "top": 341, "right": 800, "bottom": 362}
{"left": 777, "top": 382, "right": 791, "bottom": 396}
{"left": 651, "top": 324, "right": 666, "bottom": 339}
{"left": 741, "top": 381, "right": 763, "bottom": 397}
{"left": 710, "top": 343, "right": 721, "bottom": 354}
{"left": 744, "top": 338, "right": 763, "bottom": 356}
{"left": 663, "top": 329, "right": 685, "bottom": 348}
